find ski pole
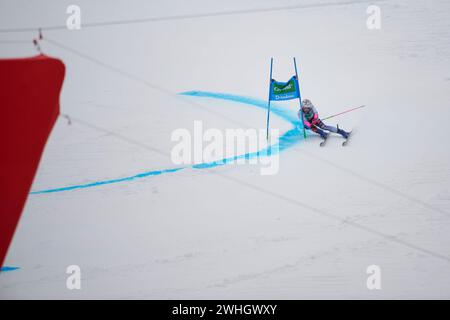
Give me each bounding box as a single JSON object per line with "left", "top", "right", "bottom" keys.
{"left": 322, "top": 105, "right": 366, "bottom": 121}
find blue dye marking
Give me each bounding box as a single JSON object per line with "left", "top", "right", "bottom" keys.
{"left": 31, "top": 167, "right": 186, "bottom": 194}
{"left": 181, "top": 91, "right": 299, "bottom": 126}
{"left": 0, "top": 266, "right": 20, "bottom": 272}
{"left": 30, "top": 91, "right": 305, "bottom": 195}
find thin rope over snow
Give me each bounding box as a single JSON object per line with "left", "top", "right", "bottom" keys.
{"left": 0, "top": 0, "right": 381, "bottom": 33}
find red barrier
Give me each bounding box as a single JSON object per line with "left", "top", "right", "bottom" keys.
{"left": 0, "top": 54, "right": 65, "bottom": 268}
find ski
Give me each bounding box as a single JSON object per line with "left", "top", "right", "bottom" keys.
{"left": 342, "top": 131, "right": 353, "bottom": 146}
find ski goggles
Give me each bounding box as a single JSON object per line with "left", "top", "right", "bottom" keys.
{"left": 301, "top": 107, "right": 312, "bottom": 113}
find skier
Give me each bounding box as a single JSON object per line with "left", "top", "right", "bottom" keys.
{"left": 299, "top": 99, "right": 350, "bottom": 141}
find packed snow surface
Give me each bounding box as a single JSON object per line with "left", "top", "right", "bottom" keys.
{"left": 1, "top": 0, "right": 450, "bottom": 298}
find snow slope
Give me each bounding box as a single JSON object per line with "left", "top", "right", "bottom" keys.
{"left": 1, "top": 0, "right": 450, "bottom": 299}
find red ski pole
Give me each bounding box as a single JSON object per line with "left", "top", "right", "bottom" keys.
{"left": 322, "top": 105, "right": 366, "bottom": 121}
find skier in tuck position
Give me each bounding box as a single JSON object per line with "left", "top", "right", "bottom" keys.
{"left": 299, "top": 99, "right": 350, "bottom": 143}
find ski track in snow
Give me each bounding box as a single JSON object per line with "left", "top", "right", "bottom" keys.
{"left": 30, "top": 91, "right": 305, "bottom": 195}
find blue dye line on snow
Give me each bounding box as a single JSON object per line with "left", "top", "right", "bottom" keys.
{"left": 30, "top": 91, "right": 305, "bottom": 195}
{"left": 31, "top": 167, "right": 185, "bottom": 194}
{"left": 184, "top": 91, "right": 303, "bottom": 170}
{"left": 182, "top": 91, "right": 300, "bottom": 126}
{"left": 0, "top": 266, "right": 20, "bottom": 272}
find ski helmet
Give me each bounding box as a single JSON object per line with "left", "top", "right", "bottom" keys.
{"left": 301, "top": 99, "right": 312, "bottom": 110}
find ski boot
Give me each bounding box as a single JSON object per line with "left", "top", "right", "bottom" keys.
{"left": 337, "top": 125, "right": 349, "bottom": 139}
{"left": 316, "top": 128, "right": 329, "bottom": 146}
{"left": 316, "top": 128, "right": 328, "bottom": 140}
